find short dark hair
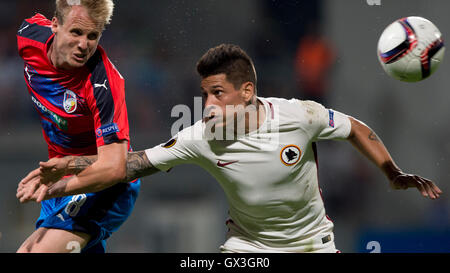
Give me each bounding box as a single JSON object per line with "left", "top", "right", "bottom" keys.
{"left": 196, "top": 44, "right": 257, "bottom": 91}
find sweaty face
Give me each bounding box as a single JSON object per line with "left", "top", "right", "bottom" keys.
{"left": 50, "top": 6, "right": 102, "bottom": 70}
{"left": 201, "top": 74, "right": 253, "bottom": 131}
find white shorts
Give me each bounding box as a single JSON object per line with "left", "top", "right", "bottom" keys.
{"left": 220, "top": 226, "right": 339, "bottom": 253}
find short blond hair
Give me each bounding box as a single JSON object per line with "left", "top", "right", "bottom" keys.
{"left": 55, "top": 0, "right": 114, "bottom": 29}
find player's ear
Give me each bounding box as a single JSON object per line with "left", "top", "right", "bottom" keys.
{"left": 240, "top": 82, "right": 255, "bottom": 104}
{"left": 51, "top": 17, "right": 60, "bottom": 33}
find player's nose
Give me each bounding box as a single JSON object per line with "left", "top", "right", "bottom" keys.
{"left": 204, "top": 95, "right": 217, "bottom": 109}
{"left": 204, "top": 104, "right": 221, "bottom": 119}
{"left": 77, "top": 37, "right": 89, "bottom": 52}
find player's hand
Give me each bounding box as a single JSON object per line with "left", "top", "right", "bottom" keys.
{"left": 17, "top": 157, "right": 71, "bottom": 203}
{"left": 16, "top": 167, "right": 50, "bottom": 203}
{"left": 38, "top": 157, "right": 71, "bottom": 183}
{"left": 389, "top": 173, "right": 442, "bottom": 199}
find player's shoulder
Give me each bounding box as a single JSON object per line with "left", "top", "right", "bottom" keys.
{"left": 261, "top": 97, "right": 330, "bottom": 130}
{"left": 17, "top": 13, "right": 53, "bottom": 44}
{"left": 262, "top": 96, "right": 321, "bottom": 107}
{"left": 86, "top": 46, "right": 112, "bottom": 73}
{"left": 25, "top": 13, "right": 52, "bottom": 27}
{"left": 262, "top": 96, "right": 326, "bottom": 116}
{"left": 86, "top": 46, "right": 124, "bottom": 91}
{"left": 297, "top": 99, "right": 327, "bottom": 115}
{"left": 294, "top": 99, "right": 330, "bottom": 128}
{"left": 176, "top": 119, "right": 204, "bottom": 142}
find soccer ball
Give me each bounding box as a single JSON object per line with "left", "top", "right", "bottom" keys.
{"left": 377, "top": 16, "right": 445, "bottom": 82}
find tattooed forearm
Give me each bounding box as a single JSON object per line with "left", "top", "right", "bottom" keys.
{"left": 68, "top": 155, "right": 98, "bottom": 174}
{"left": 66, "top": 151, "right": 158, "bottom": 182}
{"left": 368, "top": 130, "right": 380, "bottom": 142}
{"left": 125, "top": 151, "right": 159, "bottom": 182}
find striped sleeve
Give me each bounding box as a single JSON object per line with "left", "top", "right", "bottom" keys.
{"left": 85, "top": 47, "right": 130, "bottom": 147}
{"left": 17, "top": 13, "right": 53, "bottom": 57}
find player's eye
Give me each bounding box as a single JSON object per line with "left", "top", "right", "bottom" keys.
{"left": 71, "top": 29, "right": 83, "bottom": 36}
{"left": 213, "top": 90, "right": 223, "bottom": 96}
{"left": 87, "top": 33, "right": 99, "bottom": 40}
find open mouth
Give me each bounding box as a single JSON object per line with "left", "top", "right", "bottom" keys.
{"left": 73, "top": 53, "right": 86, "bottom": 62}
{"left": 203, "top": 106, "right": 219, "bottom": 123}
{"left": 204, "top": 114, "right": 217, "bottom": 123}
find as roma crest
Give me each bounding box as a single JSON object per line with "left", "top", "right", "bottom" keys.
{"left": 280, "top": 145, "right": 302, "bottom": 166}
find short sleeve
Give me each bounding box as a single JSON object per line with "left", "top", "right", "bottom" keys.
{"left": 85, "top": 47, "right": 130, "bottom": 147}
{"left": 298, "top": 100, "right": 351, "bottom": 141}
{"left": 145, "top": 125, "right": 201, "bottom": 172}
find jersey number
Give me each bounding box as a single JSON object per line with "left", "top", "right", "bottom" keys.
{"left": 65, "top": 194, "right": 87, "bottom": 217}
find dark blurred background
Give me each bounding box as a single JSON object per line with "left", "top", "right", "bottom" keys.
{"left": 1, "top": 0, "right": 449, "bottom": 252}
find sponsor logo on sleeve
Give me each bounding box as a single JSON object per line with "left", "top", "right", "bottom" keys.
{"left": 18, "top": 23, "right": 30, "bottom": 34}
{"left": 95, "top": 123, "right": 120, "bottom": 138}
{"left": 162, "top": 138, "right": 177, "bottom": 148}
{"left": 328, "top": 109, "right": 335, "bottom": 128}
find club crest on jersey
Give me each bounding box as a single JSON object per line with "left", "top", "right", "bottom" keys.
{"left": 280, "top": 145, "right": 302, "bottom": 166}
{"left": 63, "top": 90, "right": 77, "bottom": 113}
{"left": 162, "top": 138, "right": 177, "bottom": 148}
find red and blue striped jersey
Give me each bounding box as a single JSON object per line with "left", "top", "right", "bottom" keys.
{"left": 17, "top": 14, "right": 131, "bottom": 158}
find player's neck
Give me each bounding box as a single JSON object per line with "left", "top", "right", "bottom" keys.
{"left": 47, "top": 40, "right": 75, "bottom": 71}
{"left": 47, "top": 41, "right": 57, "bottom": 68}
{"left": 244, "top": 99, "right": 265, "bottom": 134}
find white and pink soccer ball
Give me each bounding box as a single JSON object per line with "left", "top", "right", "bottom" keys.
{"left": 378, "top": 16, "right": 445, "bottom": 82}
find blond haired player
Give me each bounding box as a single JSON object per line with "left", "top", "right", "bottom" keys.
{"left": 18, "top": 44, "right": 442, "bottom": 252}
{"left": 16, "top": 0, "right": 140, "bottom": 253}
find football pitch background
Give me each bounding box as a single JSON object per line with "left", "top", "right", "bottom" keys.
{"left": 0, "top": 0, "right": 449, "bottom": 253}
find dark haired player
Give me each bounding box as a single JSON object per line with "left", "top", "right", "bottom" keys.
{"left": 18, "top": 44, "right": 441, "bottom": 252}
{"left": 16, "top": 0, "right": 140, "bottom": 253}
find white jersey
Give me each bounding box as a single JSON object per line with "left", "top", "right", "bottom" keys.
{"left": 145, "top": 97, "right": 351, "bottom": 253}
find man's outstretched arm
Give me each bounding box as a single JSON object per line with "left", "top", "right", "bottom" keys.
{"left": 64, "top": 151, "right": 158, "bottom": 182}
{"left": 17, "top": 151, "right": 159, "bottom": 202}
{"left": 347, "top": 116, "right": 442, "bottom": 199}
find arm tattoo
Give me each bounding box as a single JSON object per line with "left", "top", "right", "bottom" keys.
{"left": 368, "top": 130, "right": 380, "bottom": 142}
{"left": 125, "top": 151, "right": 159, "bottom": 182}
{"left": 68, "top": 156, "right": 97, "bottom": 174}
{"left": 67, "top": 151, "right": 158, "bottom": 182}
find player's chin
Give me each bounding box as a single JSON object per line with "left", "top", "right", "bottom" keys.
{"left": 210, "top": 120, "right": 225, "bottom": 132}
{"left": 204, "top": 116, "right": 226, "bottom": 133}
{"left": 70, "top": 55, "right": 88, "bottom": 67}
{"left": 67, "top": 61, "right": 86, "bottom": 69}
